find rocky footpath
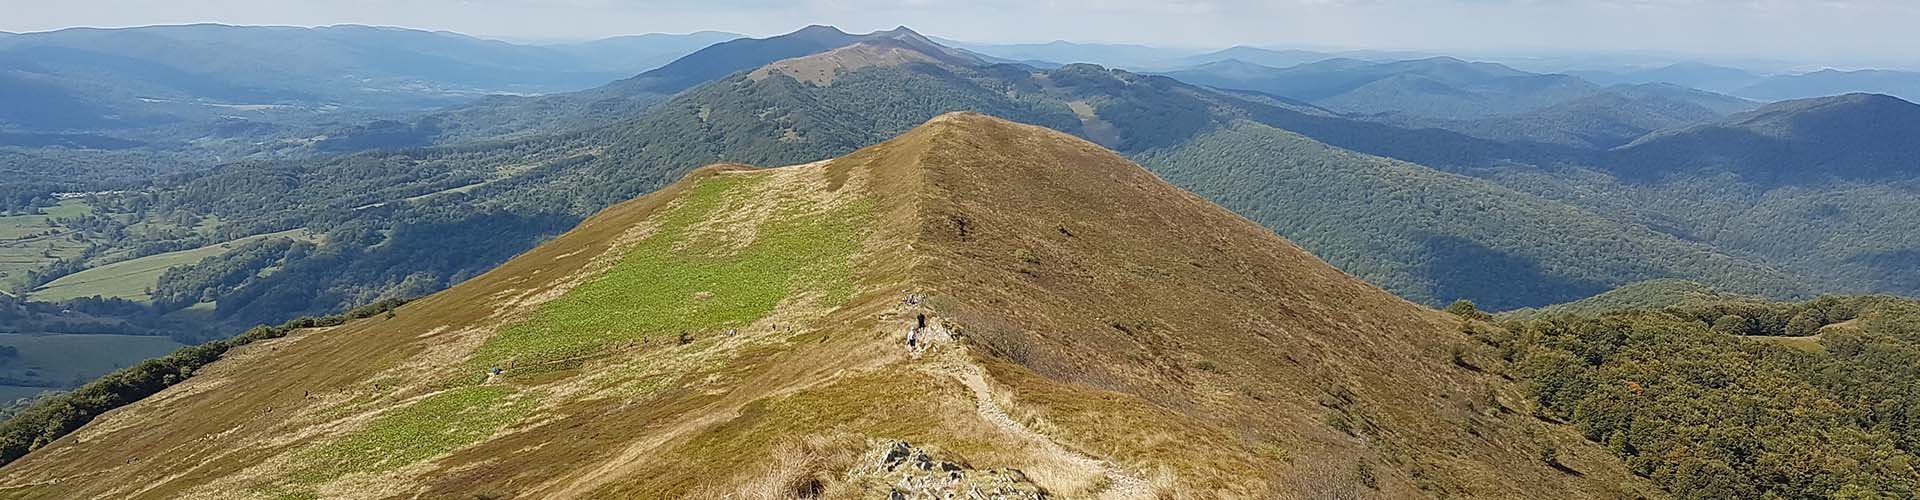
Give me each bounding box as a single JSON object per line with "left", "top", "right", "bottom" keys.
{"left": 849, "top": 441, "right": 1047, "bottom": 499}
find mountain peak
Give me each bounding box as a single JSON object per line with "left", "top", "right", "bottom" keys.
{"left": 744, "top": 32, "right": 985, "bottom": 85}
{"left": 1730, "top": 91, "right": 1918, "bottom": 129}
{"left": 792, "top": 24, "right": 850, "bottom": 36}
{"left": 1402, "top": 55, "right": 1474, "bottom": 67}
{"left": 1613, "top": 91, "right": 1920, "bottom": 182}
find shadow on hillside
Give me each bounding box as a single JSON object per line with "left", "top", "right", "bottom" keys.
{"left": 1416, "top": 235, "right": 1608, "bottom": 311}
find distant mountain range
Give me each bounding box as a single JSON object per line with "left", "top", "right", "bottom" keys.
{"left": 1164, "top": 56, "right": 1605, "bottom": 119}
{"left": 0, "top": 24, "right": 729, "bottom": 119}
{"left": 7, "top": 23, "right": 1920, "bottom": 317}
{"left": 1573, "top": 63, "right": 1920, "bottom": 103}
{"left": 359, "top": 25, "right": 958, "bottom": 148}
{"left": 1569, "top": 62, "right": 1765, "bottom": 93}
{"left": 942, "top": 40, "right": 1431, "bottom": 71}
{"left": 133, "top": 27, "right": 1920, "bottom": 323}
{"left": 932, "top": 38, "right": 1200, "bottom": 68}
{"left": 0, "top": 23, "right": 745, "bottom": 163}
{"left": 1610, "top": 93, "right": 1920, "bottom": 182}
{"left": 1737, "top": 68, "right": 1920, "bottom": 102}
{"left": 1392, "top": 83, "right": 1759, "bottom": 149}
{"left": 541, "top": 31, "right": 745, "bottom": 75}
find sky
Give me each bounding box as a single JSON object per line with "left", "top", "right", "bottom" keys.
{"left": 3, "top": 0, "right": 1917, "bottom": 69}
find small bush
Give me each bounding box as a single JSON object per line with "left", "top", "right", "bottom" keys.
{"left": 1445, "top": 299, "right": 1492, "bottom": 321}
{"left": 1325, "top": 410, "right": 1355, "bottom": 436}
{"left": 1354, "top": 462, "right": 1378, "bottom": 490}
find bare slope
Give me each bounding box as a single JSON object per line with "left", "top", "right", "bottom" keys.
{"left": 0, "top": 114, "right": 1657, "bottom": 499}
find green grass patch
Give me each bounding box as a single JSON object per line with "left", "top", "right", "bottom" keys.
{"left": 252, "top": 486, "right": 320, "bottom": 500}
{"left": 466, "top": 174, "right": 872, "bottom": 372}
{"left": 29, "top": 229, "right": 307, "bottom": 302}
{"left": 287, "top": 386, "right": 535, "bottom": 484}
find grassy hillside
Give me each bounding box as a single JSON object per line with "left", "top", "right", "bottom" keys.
{"left": 0, "top": 114, "right": 1658, "bottom": 499}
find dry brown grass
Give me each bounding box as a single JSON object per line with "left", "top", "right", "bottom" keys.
{"left": 699, "top": 433, "right": 865, "bottom": 500}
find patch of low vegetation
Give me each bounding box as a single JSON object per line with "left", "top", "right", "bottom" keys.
{"left": 283, "top": 385, "right": 536, "bottom": 485}
{"left": 465, "top": 174, "right": 871, "bottom": 373}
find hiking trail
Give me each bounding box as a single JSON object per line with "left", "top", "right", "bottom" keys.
{"left": 911, "top": 313, "right": 1153, "bottom": 499}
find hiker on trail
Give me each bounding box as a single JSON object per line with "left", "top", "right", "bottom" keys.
{"left": 908, "top": 313, "right": 929, "bottom": 349}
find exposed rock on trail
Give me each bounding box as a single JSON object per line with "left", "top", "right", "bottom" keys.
{"left": 850, "top": 440, "right": 1047, "bottom": 499}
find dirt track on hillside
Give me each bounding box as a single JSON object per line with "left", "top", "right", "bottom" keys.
{"left": 917, "top": 317, "right": 1153, "bottom": 499}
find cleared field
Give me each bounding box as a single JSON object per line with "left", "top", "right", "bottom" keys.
{"left": 30, "top": 229, "right": 309, "bottom": 302}
{"left": 1745, "top": 334, "right": 1826, "bottom": 353}
{"left": 0, "top": 333, "right": 187, "bottom": 389}
{"left": 0, "top": 200, "right": 94, "bottom": 290}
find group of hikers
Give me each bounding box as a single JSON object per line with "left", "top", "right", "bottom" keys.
{"left": 905, "top": 292, "right": 929, "bottom": 350}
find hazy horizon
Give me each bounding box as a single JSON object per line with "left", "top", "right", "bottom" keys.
{"left": 2, "top": 1, "right": 1917, "bottom": 71}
